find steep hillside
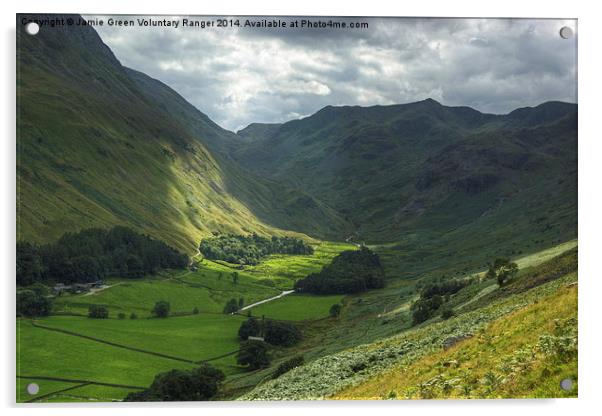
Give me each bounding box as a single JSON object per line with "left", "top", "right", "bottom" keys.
{"left": 233, "top": 100, "right": 577, "bottom": 245}
{"left": 237, "top": 123, "right": 283, "bottom": 142}
{"left": 16, "top": 14, "right": 349, "bottom": 252}
{"left": 242, "top": 247, "right": 578, "bottom": 400}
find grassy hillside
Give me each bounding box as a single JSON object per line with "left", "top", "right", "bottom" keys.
{"left": 241, "top": 246, "right": 577, "bottom": 400}
{"left": 16, "top": 14, "right": 349, "bottom": 253}
{"left": 334, "top": 278, "right": 577, "bottom": 399}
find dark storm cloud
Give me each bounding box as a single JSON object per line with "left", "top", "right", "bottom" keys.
{"left": 89, "top": 16, "right": 577, "bottom": 131}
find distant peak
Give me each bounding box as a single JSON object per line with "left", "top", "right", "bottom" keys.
{"left": 420, "top": 98, "right": 442, "bottom": 106}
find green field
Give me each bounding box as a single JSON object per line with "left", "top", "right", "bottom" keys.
{"left": 16, "top": 244, "right": 354, "bottom": 402}
{"left": 250, "top": 294, "right": 344, "bottom": 321}
{"left": 53, "top": 263, "right": 280, "bottom": 317}
{"left": 17, "top": 378, "right": 82, "bottom": 403}
{"left": 243, "top": 242, "right": 357, "bottom": 289}
{"left": 17, "top": 319, "right": 195, "bottom": 397}
{"left": 33, "top": 314, "right": 245, "bottom": 363}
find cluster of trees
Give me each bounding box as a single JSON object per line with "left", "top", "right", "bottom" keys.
{"left": 199, "top": 234, "right": 314, "bottom": 265}
{"left": 294, "top": 247, "right": 385, "bottom": 294}
{"left": 17, "top": 226, "right": 189, "bottom": 286}
{"left": 486, "top": 258, "right": 519, "bottom": 286}
{"left": 124, "top": 365, "right": 225, "bottom": 401}
{"left": 238, "top": 317, "right": 302, "bottom": 347}
{"left": 237, "top": 340, "right": 271, "bottom": 370}
{"left": 234, "top": 317, "right": 303, "bottom": 370}
{"left": 411, "top": 279, "right": 471, "bottom": 325}
{"left": 223, "top": 298, "right": 244, "bottom": 314}
{"left": 88, "top": 305, "right": 109, "bottom": 319}
{"left": 17, "top": 284, "right": 52, "bottom": 317}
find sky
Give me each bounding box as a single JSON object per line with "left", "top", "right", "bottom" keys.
{"left": 90, "top": 17, "right": 577, "bottom": 132}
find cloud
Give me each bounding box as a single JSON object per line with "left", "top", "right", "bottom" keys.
{"left": 89, "top": 16, "right": 577, "bottom": 131}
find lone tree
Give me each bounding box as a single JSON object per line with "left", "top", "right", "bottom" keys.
{"left": 232, "top": 272, "right": 239, "bottom": 285}
{"left": 237, "top": 340, "right": 270, "bottom": 370}
{"left": 88, "top": 305, "right": 109, "bottom": 319}
{"left": 329, "top": 304, "right": 342, "bottom": 318}
{"left": 124, "top": 364, "right": 225, "bottom": 402}
{"left": 223, "top": 298, "right": 239, "bottom": 314}
{"left": 238, "top": 297, "right": 244, "bottom": 308}
{"left": 152, "top": 300, "right": 171, "bottom": 318}
{"left": 486, "top": 258, "right": 519, "bottom": 286}
{"left": 441, "top": 306, "right": 455, "bottom": 320}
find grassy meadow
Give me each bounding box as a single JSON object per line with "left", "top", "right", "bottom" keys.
{"left": 16, "top": 242, "right": 353, "bottom": 402}
{"left": 249, "top": 294, "right": 344, "bottom": 321}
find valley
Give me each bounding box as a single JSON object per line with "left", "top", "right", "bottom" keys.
{"left": 16, "top": 13, "right": 578, "bottom": 402}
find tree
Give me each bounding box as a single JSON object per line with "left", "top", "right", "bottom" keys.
{"left": 88, "top": 305, "right": 109, "bottom": 319}
{"left": 411, "top": 302, "right": 432, "bottom": 325}
{"left": 16, "top": 226, "right": 189, "bottom": 286}
{"left": 124, "top": 365, "right": 225, "bottom": 401}
{"left": 192, "top": 306, "right": 199, "bottom": 314}
{"left": 329, "top": 304, "right": 342, "bottom": 318}
{"left": 152, "top": 300, "right": 170, "bottom": 318}
{"left": 16, "top": 242, "right": 44, "bottom": 286}
{"left": 238, "top": 317, "right": 261, "bottom": 340}
{"left": 130, "top": 312, "right": 138, "bottom": 319}
{"left": 238, "top": 297, "right": 244, "bottom": 308}
{"left": 118, "top": 312, "right": 126, "bottom": 320}
{"left": 28, "top": 282, "right": 49, "bottom": 297}
{"left": 237, "top": 340, "right": 270, "bottom": 370}
{"left": 199, "top": 234, "right": 313, "bottom": 265}
{"left": 223, "top": 298, "right": 239, "bottom": 314}
{"left": 294, "top": 248, "right": 385, "bottom": 294}
{"left": 17, "top": 290, "right": 52, "bottom": 317}
{"left": 441, "top": 306, "right": 454, "bottom": 320}
{"left": 487, "top": 258, "right": 519, "bottom": 286}
{"left": 264, "top": 321, "right": 302, "bottom": 347}
{"left": 232, "top": 272, "right": 239, "bottom": 285}
{"left": 272, "top": 355, "right": 304, "bottom": 379}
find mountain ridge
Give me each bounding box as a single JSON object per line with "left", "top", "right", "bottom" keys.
{"left": 16, "top": 13, "right": 350, "bottom": 253}
{"left": 17, "top": 13, "right": 577, "bottom": 258}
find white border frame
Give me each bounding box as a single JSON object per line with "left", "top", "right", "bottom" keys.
{"left": 2, "top": 1, "right": 599, "bottom": 415}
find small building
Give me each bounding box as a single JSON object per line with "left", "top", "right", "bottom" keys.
{"left": 72, "top": 283, "right": 92, "bottom": 293}
{"left": 247, "top": 336, "right": 265, "bottom": 342}
{"left": 52, "top": 283, "right": 70, "bottom": 296}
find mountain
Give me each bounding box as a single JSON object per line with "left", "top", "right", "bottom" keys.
{"left": 237, "top": 123, "right": 283, "bottom": 142}
{"left": 232, "top": 99, "right": 577, "bottom": 245}
{"left": 16, "top": 14, "right": 349, "bottom": 253}
{"left": 16, "top": 13, "right": 577, "bottom": 259}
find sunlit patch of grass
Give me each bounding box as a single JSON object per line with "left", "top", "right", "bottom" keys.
{"left": 249, "top": 294, "right": 344, "bottom": 321}
{"left": 242, "top": 242, "right": 356, "bottom": 289}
